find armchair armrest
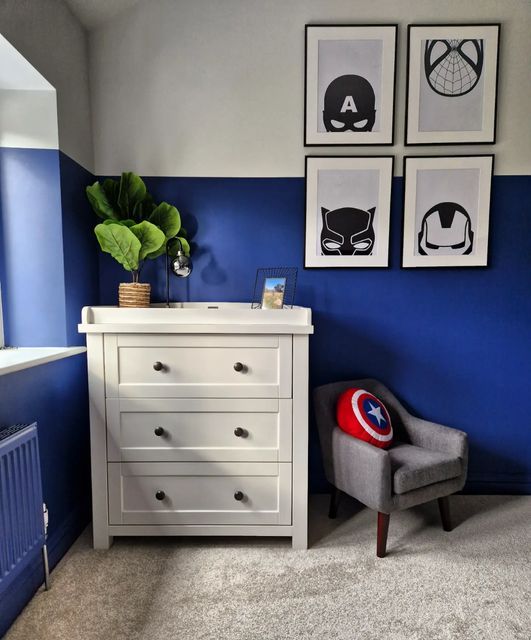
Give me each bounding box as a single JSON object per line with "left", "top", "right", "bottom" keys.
{"left": 332, "top": 428, "right": 392, "bottom": 513}
{"left": 402, "top": 415, "right": 468, "bottom": 461}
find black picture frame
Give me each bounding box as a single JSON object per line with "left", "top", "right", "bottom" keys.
{"left": 401, "top": 154, "right": 494, "bottom": 268}
{"left": 304, "top": 155, "right": 394, "bottom": 268}
{"left": 305, "top": 24, "right": 398, "bottom": 146}
{"left": 405, "top": 24, "right": 500, "bottom": 145}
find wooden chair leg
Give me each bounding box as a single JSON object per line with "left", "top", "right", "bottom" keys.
{"left": 328, "top": 486, "right": 341, "bottom": 519}
{"left": 377, "top": 512, "right": 390, "bottom": 558}
{"left": 438, "top": 496, "right": 452, "bottom": 531}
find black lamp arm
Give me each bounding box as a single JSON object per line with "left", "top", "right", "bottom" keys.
{"left": 165, "top": 237, "right": 186, "bottom": 308}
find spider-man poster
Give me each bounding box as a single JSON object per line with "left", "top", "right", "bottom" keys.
{"left": 406, "top": 25, "right": 499, "bottom": 144}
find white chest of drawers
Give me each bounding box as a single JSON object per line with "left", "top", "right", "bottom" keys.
{"left": 79, "top": 303, "right": 313, "bottom": 550}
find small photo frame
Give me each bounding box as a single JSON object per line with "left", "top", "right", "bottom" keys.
{"left": 305, "top": 24, "right": 397, "bottom": 146}
{"left": 402, "top": 155, "right": 494, "bottom": 268}
{"left": 405, "top": 24, "right": 500, "bottom": 145}
{"left": 251, "top": 268, "right": 298, "bottom": 309}
{"left": 305, "top": 156, "right": 393, "bottom": 268}
{"left": 261, "top": 277, "right": 286, "bottom": 309}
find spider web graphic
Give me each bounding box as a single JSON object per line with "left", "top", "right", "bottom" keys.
{"left": 429, "top": 40, "right": 477, "bottom": 96}
{"left": 425, "top": 39, "right": 484, "bottom": 98}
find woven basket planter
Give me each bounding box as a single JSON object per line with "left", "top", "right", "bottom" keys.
{"left": 118, "top": 282, "right": 151, "bottom": 308}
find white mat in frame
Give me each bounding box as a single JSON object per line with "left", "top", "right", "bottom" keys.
{"left": 402, "top": 155, "right": 494, "bottom": 268}
{"left": 305, "top": 155, "right": 394, "bottom": 268}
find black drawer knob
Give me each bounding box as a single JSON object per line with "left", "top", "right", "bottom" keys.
{"left": 154, "top": 427, "right": 165, "bottom": 437}
{"left": 234, "top": 491, "right": 244, "bottom": 501}
{"left": 233, "top": 362, "right": 244, "bottom": 372}
{"left": 153, "top": 361, "right": 164, "bottom": 371}
{"left": 234, "top": 427, "right": 248, "bottom": 438}
{"left": 155, "top": 490, "right": 166, "bottom": 501}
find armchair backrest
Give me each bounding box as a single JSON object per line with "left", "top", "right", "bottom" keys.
{"left": 313, "top": 378, "right": 409, "bottom": 483}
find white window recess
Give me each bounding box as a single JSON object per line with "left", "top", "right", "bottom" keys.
{"left": 0, "top": 35, "right": 87, "bottom": 374}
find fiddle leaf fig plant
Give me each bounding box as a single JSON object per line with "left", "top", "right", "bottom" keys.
{"left": 86, "top": 172, "right": 189, "bottom": 283}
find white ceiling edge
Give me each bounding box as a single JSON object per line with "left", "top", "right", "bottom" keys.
{"left": 63, "top": 0, "right": 142, "bottom": 30}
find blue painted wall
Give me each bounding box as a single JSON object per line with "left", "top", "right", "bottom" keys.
{"left": 99, "top": 175, "right": 531, "bottom": 494}
{"left": 0, "top": 354, "right": 91, "bottom": 637}
{"left": 0, "top": 149, "right": 99, "bottom": 347}
{"left": 0, "top": 148, "right": 67, "bottom": 346}
{"left": 59, "top": 152, "right": 100, "bottom": 346}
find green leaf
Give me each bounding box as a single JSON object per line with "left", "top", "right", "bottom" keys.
{"left": 94, "top": 223, "right": 140, "bottom": 272}
{"left": 132, "top": 193, "right": 155, "bottom": 221}
{"left": 144, "top": 239, "right": 168, "bottom": 260}
{"left": 103, "top": 218, "right": 136, "bottom": 227}
{"left": 129, "top": 221, "right": 166, "bottom": 261}
{"left": 86, "top": 182, "right": 120, "bottom": 220}
{"left": 149, "top": 202, "right": 181, "bottom": 238}
{"left": 102, "top": 179, "right": 119, "bottom": 211}
{"left": 117, "top": 172, "right": 147, "bottom": 217}
{"left": 167, "top": 236, "right": 191, "bottom": 257}
{"left": 177, "top": 236, "right": 190, "bottom": 257}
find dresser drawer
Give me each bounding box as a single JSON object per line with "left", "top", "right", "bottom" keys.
{"left": 108, "top": 462, "right": 292, "bottom": 525}
{"left": 104, "top": 334, "right": 292, "bottom": 398}
{"left": 106, "top": 398, "right": 292, "bottom": 462}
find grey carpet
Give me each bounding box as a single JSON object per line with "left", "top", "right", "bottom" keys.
{"left": 5, "top": 495, "right": 531, "bottom": 640}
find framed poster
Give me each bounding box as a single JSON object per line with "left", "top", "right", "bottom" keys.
{"left": 305, "top": 156, "right": 393, "bottom": 268}
{"left": 405, "top": 24, "right": 500, "bottom": 144}
{"left": 305, "top": 24, "right": 397, "bottom": 146}
{"left": 402, "top": 155, "right": 494, "bottom": 268}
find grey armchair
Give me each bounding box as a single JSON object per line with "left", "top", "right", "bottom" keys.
{"left": 314, "top": 379, "right": 468, "bottom": 557}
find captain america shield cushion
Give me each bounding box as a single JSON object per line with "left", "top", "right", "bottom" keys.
{"left": 336, "top": 388, "right": 393, "bottom": 448}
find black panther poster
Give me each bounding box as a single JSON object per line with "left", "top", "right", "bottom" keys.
{"left": 304, "top": 156, "right": 393, "bottom": 268}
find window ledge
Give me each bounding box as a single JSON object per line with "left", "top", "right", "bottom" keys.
{"left": 0, "top": 347, "right": 87, "bottom": 376}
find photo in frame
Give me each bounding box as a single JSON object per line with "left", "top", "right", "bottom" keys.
{"left": 251, "top": 268, "right": 298, "bottom": 309}
{"left": 402, "top": 155, "right": 494, "bottom": 268}
{"left": 305, "top": 24, "right": 397, "bottom": 146}
{"left": 405, "top": 24, "right": 500, "bottom": 144}
{"left": 305, "top": 156, "right": 393, "bottom": 268}
{"left": 261, "top": 277, "right": 286, "bottom": 309}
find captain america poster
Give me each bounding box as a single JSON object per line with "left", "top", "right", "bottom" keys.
{"left": 305, "top": 25, "right": 397, "bottom": 145}
{"left": 305, "top": 156, "right": 393, "bottom": 268}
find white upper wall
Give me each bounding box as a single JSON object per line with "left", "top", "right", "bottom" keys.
{"left": 0, "top": 34, "right": 54, "bottom": 91}
{"left": 90, "top": 0, "right": 531, "bottom": 177}
{"left": 0, "top": 89, "right": 59, "bottom": 150}
{"left": 0, "top": 34, "right": 59, "bottom": 150}
{"left": 0, "top": 0, "right": 94, "bottom": 171}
